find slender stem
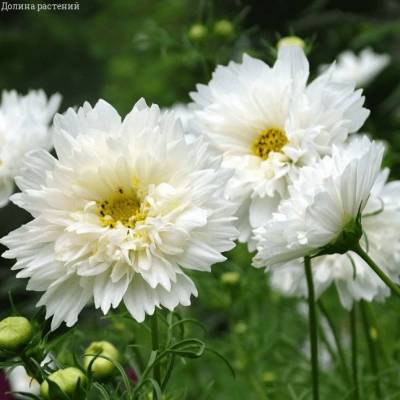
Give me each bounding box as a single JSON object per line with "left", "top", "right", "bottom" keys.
{"left": 360, "top": 300, "right": 382, "bottom": 398}
{"left": 350, "top": 305, "right": 359, "bottom": 400}
{"left": 318, "top": 300, "right": 350, "bottom": 383}
{"left": 352, "top": 242, "right": 400, "bottom": 298}
{"left": 151, "top": 311, "right": 162, "bottom": 391}
{"left": 304, "top": 256, "right": 320, "bottom": 400}
{"left": 20, "top": 353, "right": 44, "bottom": 383}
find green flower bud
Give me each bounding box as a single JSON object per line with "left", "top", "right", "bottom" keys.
{"left": 188, "top": 23, "right": 207, "bottom": 42}
{"left": 261, "top": 371, "right": 277, "bottom": 383}
{"left": 234, "top": 321, "right": 247, "bottom": 334}
{"left": 83, "top": 341, "right": 119, "bottom": 379}
{"left": 0, "top": 316, "right": 32, "bottom": 351}
{"left": 40, "top": 367, "right": 86, "bottom": 399}
{"left": 213, "top": 19, "right": 234, "bottom": 39}
{"left": 220, "top": 271, "right": 240, "bottom": 285}
{"left": 277, "top": 36, "right": 305, "bottom": 49}
{"left": 370, "top": 327, "right": 378, "bottom": 341}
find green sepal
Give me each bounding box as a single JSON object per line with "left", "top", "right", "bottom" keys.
{"left": 314, "top": 208, "right": 363, "bottom": 257}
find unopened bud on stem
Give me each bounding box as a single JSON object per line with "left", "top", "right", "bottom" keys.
{"left": 40, "top": 367, "right": 86, "bottom": 399}
{"left": 84, "top": 341, "right": 119, "bottom": 379}
{"left": 0, "top": 316, "right": 32, "bottom": 351}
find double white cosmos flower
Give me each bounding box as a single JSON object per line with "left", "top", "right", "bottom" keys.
{"left": 253, "top": 136, "right": 384, "bottom": 268}
{"left": 1, "top": 99, "right": 238, "bottom": 330}
{"left": 190, "top": 45, "right": 369, "bottom": 244}
{"left": 269, "top": 163, "right": 400, "bottom": 309}
{"left": 0, "top": 90, "right": 61, "bottom": 206}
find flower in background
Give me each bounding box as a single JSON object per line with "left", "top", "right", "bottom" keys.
{"left": 320, "top": 48, "right": 390, "bottom": 87}
{"left": 6, "top": 353, "right": 54, "bottom": 399}
{"left": 7, "top": 366, "right": 40, "bottom": 398}
{"left": 297, "top": 302, "right": 340, "bottom": 371}
{"left": 190, "top": 44, "right": 369, "bottom": 245}
{"left": 1, "top": 99, "right": 238, "bottom": 330}
{"left": 0, "top": 90, "right": 61, "bottom": 206}
{"left": 253, "top": 136, "right": 384, "bottom": 268}
{"left": 269, "top": 165, "right": 400, "bottom": 309}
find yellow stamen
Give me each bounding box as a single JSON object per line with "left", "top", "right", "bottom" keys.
{"left": 252, "top": 127, "right": 288, "bottom": 160}
{"left": 97, "top": 187, "right": 147, "bottom": 229}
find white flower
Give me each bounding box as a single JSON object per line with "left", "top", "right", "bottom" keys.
{"left": 7, "top": 354, "right": 53, "bottom": 398}
{"left": 0, "top": 90, "right": 61, "bottom": 206}
{"left": 269, "top": 166, "right": 400, "bottom": 309}
{"left": 253, "top": 136, "right": 384, "bottom": 269}
{"left": 320, "top": 48, "right": 390, "bottom": 87}
{"left": 1, "top": 99, "right": 238, "bottom": 330}
{"left": 7, "top": 366, "right": 40, "bottom": 397}
{"left": 190, "top": 45, "right": 369, "bottom": 243}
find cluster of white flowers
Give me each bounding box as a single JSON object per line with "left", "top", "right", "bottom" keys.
{"left": 190, "top": 43, "right": 399, "bottom": 307}
{"left": 0, "top": 41, "right": 396, "bottom": 330}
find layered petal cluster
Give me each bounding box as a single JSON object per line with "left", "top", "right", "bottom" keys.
{"left": 1, "top": 99, "right": 238, "bottom": 329}
{"left": 0, "top": 90, "right": 61, "bottom": 206}
{"left": 269, "top": 167, "right": 400, "bottom": 308}
{"left": 320, "top": 48, "right": 390, "bottom": 87}
{"left": 190, "top": 45, "right": 369, "bottom": 242}
{"left": 253, "top": 136, "right": 384, "bottom": 268}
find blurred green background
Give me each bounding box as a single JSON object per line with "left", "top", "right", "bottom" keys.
{"left": 1, "top": 1, "right": 400, "bottom": 399}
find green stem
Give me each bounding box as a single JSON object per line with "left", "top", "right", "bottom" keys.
{"left": 352, "top": 242, "right": 400, "bottom": 298}
{"left": 350, "top": 305, "right": 359, "bottom": 400}
{"left": 318, "top": 300, "right": 350, "bottom": 383}
{"left": 20, "top": 353, "right": 45, "bottom": 383}
{"left": 151, "top": 311, "right": 162, "bottom": 392}
{"left": 360, "top": 300, "right": 382, "bottom": 398}
{"left": 304, "top": 256, "right": 320, "bottom": 400}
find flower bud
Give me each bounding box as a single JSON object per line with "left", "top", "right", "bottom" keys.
{"left": 0, "top": 316, "right": 32, "bottom": 351}
{"left": 234, "top": 321, "right": 247, "bottom": 334}
{"left": 262, "top": 371, "right": 277, "bottom": 383}
{"left": 213, "top": 19, "right": 234, "bottom": 39}
{"left": 83, "top": 341, "right": 119, "bottom": 379}
{"left": 188, "top": 23, "right": 207, "bottom": 42}
{"left": 220, "top": 271, "right": 240, "bottom": 285}
{"left": 370, "top": 327, "right": 378, "bottom": 341}
{"left": 40, "top": 367, "right": 86, "bottom": 399}
{"left": 277, "top": 36, "right": 305, "bottom": 49}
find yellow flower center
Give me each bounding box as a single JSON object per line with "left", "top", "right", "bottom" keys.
{"left": 97, "top": 187, "right": 147, "bottom": 229}
{"left": 252, "top": 127, "right": 288, "bottom": 160}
